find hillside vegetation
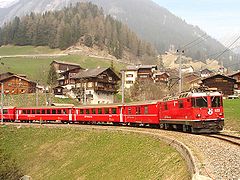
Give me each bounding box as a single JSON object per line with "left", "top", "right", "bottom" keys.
{"left": 0, "top": 126, "right": 190, "bottom": 179}
{"left": 0, "top": 2, "right": 156, "bottom": 61}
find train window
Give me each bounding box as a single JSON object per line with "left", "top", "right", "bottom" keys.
{"left": 32, "top": 110, "right": 35, "bottom": 114}
{"left": 211, "top": 96, "right": 221, "bottom": 107}
{"left": 195, "top": 97, "right": 208, "bottom": 108}
{"left": 136, "top": 106, "right": 141, "bottom": 114}
{"left": 36, "top": 109, "right": 40, "bottom": 114}
{"left": 42, "top": 110, "right": 45, "bottom": 114}
{"left": 86, "top": 109, "right": 90, "bottom": 114}
{"left": 63, "top": 109, "right": 67, "bottom": 114}
{"left": 52, "top": 110, "right": 56, "bottom": 114}
{"left": 144, "top": 106, "right": 148, "bottom": 114}
{"left": 3, "top": 109, "right": 8, "bottom": 114}
{"left": 57, "top": 109, "right": 62, "bottom": 114}
{"left": 92, "top": 109, "right": 96, "bottom": 114}
{"left": 98, "top": 108, "right": 102, "bottom": 114}
{"left": 47, "top": 109, "right": 51, "bottom": 114}
{"left": 164, "top": 103, "right": 168, "bottom": 110}
{"left": 112, "top": 108, "right": 117, "bottom": 114}
{"left": 80, "top": 109, "right": 84, "bottom": 114}
{"left": 178, "top": 100, "right": 184, "bottom": 108}
{"left": 27, "top": 110, "right": 30, "bottom": 114}
{"left": 104, "top": 108, "right": 109, "bottom": 114}
{"left": 23, "top": 110, "right": 26, "bottom": 114}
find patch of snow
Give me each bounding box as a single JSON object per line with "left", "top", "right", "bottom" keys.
{"left": 0, "top": 0, "right": 19, "bottom": 8}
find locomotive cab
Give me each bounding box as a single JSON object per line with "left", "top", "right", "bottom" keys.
{"left": 190, "top": 92, "right": 224, "bottom": 133}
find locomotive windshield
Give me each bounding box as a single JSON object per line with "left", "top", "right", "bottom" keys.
{"left": 211, "top": 96, "right": 222, "bottom": 107}
{"left": 191, "top": 97, "right": 208, "bottom": 108}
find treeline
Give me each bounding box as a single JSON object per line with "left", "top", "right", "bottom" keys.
{"left": 0, "top": 2, "right": 156, "bottom": 59}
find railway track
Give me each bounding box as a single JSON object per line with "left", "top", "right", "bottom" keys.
{"left": 203, "top": 133, "right": 240, "bottom": 146}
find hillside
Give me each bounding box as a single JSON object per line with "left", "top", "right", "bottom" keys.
{"left": 0, "top": 0, "right": 237, "bottom": 69}
{"left": 0, "top": 45, "right": 126, "bottom": 84}
{"left": 0, "top": 126, "right": 190, "bottom": 179}
{"left": 0, "top": 2, "right": 156, "bottom": 62}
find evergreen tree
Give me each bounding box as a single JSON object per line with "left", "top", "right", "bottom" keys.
{"left": 47, "top": 65, "right": 58, "bottom": 87}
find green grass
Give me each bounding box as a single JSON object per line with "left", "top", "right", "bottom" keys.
{"left": 0, "top": 45, "right": 61, "bottom": 55}
{"left": 0, "top": 126, "right": 190, "bottom": 180}
{"left": 223, "top": 99, "right": 240, "bottom": 131}
{"left": 0, "top": 54, "right": 125, "bottom": 84}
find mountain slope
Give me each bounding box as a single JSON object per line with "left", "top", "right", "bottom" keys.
{"left": 0, "top": 0, "right": 236, "bottom": 68}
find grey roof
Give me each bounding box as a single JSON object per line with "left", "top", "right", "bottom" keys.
{"left": 72, "top": 67, "right": 109, "bottom": 79}
{"left": 51, "top": 60, "right": 81, "bottom": 67}
{"left": 123, "top": 64, "right": 157, "bottom": 71}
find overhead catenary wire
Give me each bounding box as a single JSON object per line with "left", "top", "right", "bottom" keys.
{"left": 199, "top": 35, "right": 240, "bottom": 70}
{"left": 179, "top": 33, "right": 208, "bottom": 50}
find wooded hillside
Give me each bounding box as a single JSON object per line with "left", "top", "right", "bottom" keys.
{"left": 0, "top": 2, "right": 156, "bottom": 60}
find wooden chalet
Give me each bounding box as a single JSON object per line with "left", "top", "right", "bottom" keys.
{"left": 228, "top": 71, "right": 240, "bottom": 90}
{"left": 72, "top": 67, "right": 120, "bottom": 104}
{"left": 137, "top": 65, "right": 157, "bottom": 80}
{"left": 51, "top": 60, "right": 83, "bottom": 73}
{"left": 58, "top": 67, "right": 82, "bottom": 87}
{"left": 153, "top": 72, "right": 169, "bottom": 83}
{"left": 0, "top": 74, "right": 36, "bottom": 95}
{"left": 201, "top": 74, "right": 236, "bottom": 96}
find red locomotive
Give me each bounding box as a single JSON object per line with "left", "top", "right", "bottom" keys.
{"left": 1, "top": 90, "right": 224, "bottom": 133}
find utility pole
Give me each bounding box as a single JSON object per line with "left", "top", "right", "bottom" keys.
{"left": 121, "top": 70, "right": 125, "bottom": 104}
{"left": 36, "top": 83, "right": 39, "bottom": 106}
{"left": 178, "top": 49, "right": 184, "bottom": 94}
{"left": 1, "top": 83, "right": 4, "bottom": 124}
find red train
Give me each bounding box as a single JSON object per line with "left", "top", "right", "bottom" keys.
{"left": 1, "top": 90, "right": 224, "bottom": 133}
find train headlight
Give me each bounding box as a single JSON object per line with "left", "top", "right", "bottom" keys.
{"left": 219, "top": 113, "right": 223, "bottom": 116}
{"left": 196, "top": 114, "right": 201, "bottom": 118}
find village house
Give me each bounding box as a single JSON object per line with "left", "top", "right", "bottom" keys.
{"left": 0, "top": 73, "right": 36, "bottom": 95}
{"left": 50, "top": 60, "right": 83, "bottom": 73}
{"left": 200, "top": 68, "right": 214, "bottom": 78}
{"left": 153, "top": 71, "right": 170, "bottom": 84}
{"left": 201, "top": 74, "right": 236, "bottom": 96}
{"left": 71, "top": 67, "right": 120, "bottom": 104}
{"left": 228, "top": 71, "right": 240, "bottom": 90}
{"left": 122, "top": 65, "right": 158, "bottom": 88}
{"left": 58, "top": 67, "right": 83, "bottom": 89}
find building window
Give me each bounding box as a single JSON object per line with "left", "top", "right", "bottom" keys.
{"left": 126, "top": 74, "right": 133, "bottom": 77}
{"left": 126, "top": 81, "right": 133, "bottom": 84}
{"left": 88, "top": 82, "right": 93, "bottom": 88}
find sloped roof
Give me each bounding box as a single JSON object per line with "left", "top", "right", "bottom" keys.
{"left": 228, "top": 71, "right": 240, "bottom": 77}
{"left": 123, "top": 64, "right": 157, "bottom": 71}
{"left": 0, "top": 74, "right": 36, "bottom": 84}
{"left": 72, "top": 67, "right": 120, "bottom": 80}
{"left": 201, "top": 74, "right": 236, "bottom": 82}
{"left": 51, "top": 60, "right": 81, "bottom": 67}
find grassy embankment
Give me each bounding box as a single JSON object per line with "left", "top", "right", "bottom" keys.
{"left": 0, "top": 126, "right": 190, "bottom": 179}
{"left": 223, "top": 99, "right": 240, "bottom": 132}
{"left": 0, "top": 45, "right": 125, "bottom": 83}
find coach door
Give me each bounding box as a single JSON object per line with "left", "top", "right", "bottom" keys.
{"left": 69, "top": 109, "right": 73, "bottom": 122}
